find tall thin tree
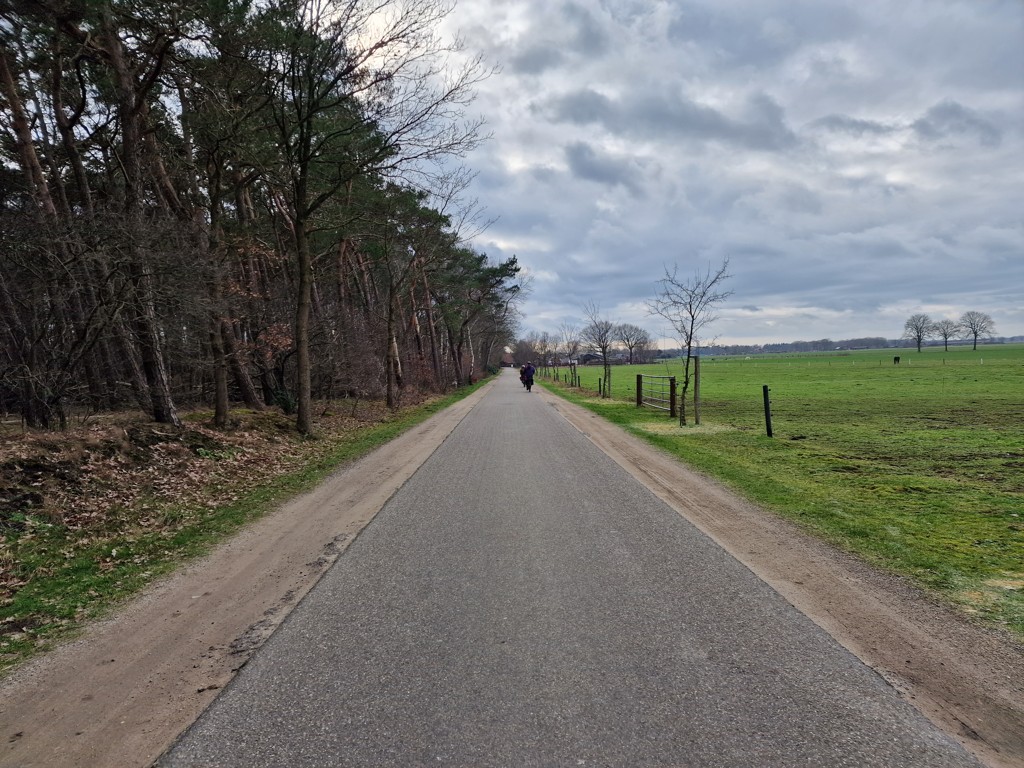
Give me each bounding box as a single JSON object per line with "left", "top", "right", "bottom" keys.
{"left": 647, "top": 259, "right": 732, "bottom": 425}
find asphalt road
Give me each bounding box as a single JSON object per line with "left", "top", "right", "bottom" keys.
{"left": 159, "top": 369, "right": 980, "bottom": 767}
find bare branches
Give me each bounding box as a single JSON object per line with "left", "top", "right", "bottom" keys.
{"left": 959, "top": 310, "right": 996, "bottom": 351}
{"left": 647, "top": 259, "right": 732, "bottom": 354}
{"left": 647, "top": 258, "right": 732, "bottom": 424}
{"left": 902, "top": 313, "right": 933, "bottom": 353}
{"left": 933, "top": 318, "right": 959, "bottom": 351}
{"left": 615, "top": 322, "right": 650, "bottom": 364}
{"left": 581, "top": 300, "right": 616, "bottom": 397}
{"left": 558, "top": 322, "right": 581, "bottom": 363}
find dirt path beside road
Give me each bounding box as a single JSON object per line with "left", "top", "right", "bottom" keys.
{"left": 0, "top": 375, "right": 1020, "bottom": 767}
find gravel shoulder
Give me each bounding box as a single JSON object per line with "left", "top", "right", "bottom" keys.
{"left": 0, "top": 375, "right": 1020, "bottom": 767}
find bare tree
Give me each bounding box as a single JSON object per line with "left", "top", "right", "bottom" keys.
{"left": 959, "top": 311, "right": 996, "bottom": 351}
{"left": 903, "top": 313, "right": 934, "bottom": 353}
{"left": 581, "top": 301, "right": 616, "bottom": 397}
{"left": 534, "top": 331, "right": 552, "bottom": 372}
{"left": 616, "top": 323, "right": 650, "bottom": 364}
{"left": 635, "top": 331, "right": 654, "bottom": 363}
{"left": 559, "top": 322, "right": 581, "bottom": 363}
{"left": 933, "top": 319, "right": 960, "bottom": 351}
{"left": 647, "top": 259, "right": 732, "bottom": 425}
{"left": 558, "top": 322, "right": 581, "bottom": 384}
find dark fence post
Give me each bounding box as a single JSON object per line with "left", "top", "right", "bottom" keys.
{"left": 598, "top": 378, "right": 603, "bottom": 397}
{"left": 762, "top": 384, "right": 773, "bottom": 438}
{"left": 670, "top": 377, "right": 677, "bottom": 418}
{"left": 636, "top": 374, "right": 643, "bottom": 407}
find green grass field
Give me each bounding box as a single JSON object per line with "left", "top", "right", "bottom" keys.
{"left": 540, "top": 344, "right": 1024, "bottom": 637}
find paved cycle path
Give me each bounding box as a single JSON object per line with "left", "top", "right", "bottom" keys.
{"left": 160, "top": 369, "right": 979, "bottom": 767}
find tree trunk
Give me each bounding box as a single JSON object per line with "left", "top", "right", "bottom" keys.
{"left": 209, "top": 289, "right": 230, "bottom": 427}
{"left": 678, "top": 355, "right": 692, "bottom": 426}
{"left": 129, "top": 263, "right": 181, "bottom": 426}
{"left": 294, "top": 220, "right": 313, "bottom": 433}
{"left": 385, "top": 292, "right": 403, "bottom": 409}
{"left": 117, "top": 317, "right": 152, "bottom": 409}
{"left": 101, "top": 7, "right": 181, "bottom": 426}
{"left": 0, "top": 50, "right": 57, "bottom": 219}
{"left": 223, "top": 321, "right": 264, "bottom": 410}
{"left": 422, "top": 272, "right": 443, "bottom": 385}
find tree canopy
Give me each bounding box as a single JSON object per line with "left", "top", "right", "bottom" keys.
{"left": 0, "top": 0, "right": 521, "bottom": 430}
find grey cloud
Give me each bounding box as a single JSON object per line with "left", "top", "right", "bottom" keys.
{"left": 509, "top": 44, "right": 565, "bottom": 74}
{"left": 630, "top": 91, "right": 733, "bottom": 139}
{"left": 682, "top": 177, "right": 752, "bottom": 218}
{"left": 499, "top": 2, "right": 610, "bottom": 76}
{"left": 545, "top": 88, "right": 615, "bottom": 123}
{"left": 666, "top": 1, "right": 861, "bottom": 70}
{"left": 562, "top": 2, "right": 610, "bottom": 56}
{"left": 546, "top": 88, "right": 797, "bottom": 151}
{"left": 810, "top": 114, "right": 895, "bottom": 136}
{"left": 826, "top": 172, "right": 910, "bottom": 201}
{"left": 529, "top": 166, "right": 561, "bottom": 184}
{"left": 449, "top": 0, "right": 1024, "bottom": 343}
{"left": 736, "top": 93, "right": 799, "bottom": 150}
{"left": 564, "top": 142, "right": 643, "bottom": 194}
{"left": 778, "top": 184, "right": 823, "bottom": 215}
{"left": 912, "top": 100, "right": 1001, "bottom": 147}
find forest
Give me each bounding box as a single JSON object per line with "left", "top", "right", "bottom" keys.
{"left": 0, "top": 0, "right": 522, "bottom": 434}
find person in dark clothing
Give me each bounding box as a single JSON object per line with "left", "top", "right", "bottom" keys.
{"left": 523, "top": 361, "right": 536, "bottom": 392}
{"left": 519, "top": 365, "right": 527, "bottom": 388}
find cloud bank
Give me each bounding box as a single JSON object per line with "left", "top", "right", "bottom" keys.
{"left": 441, "top": 0, "right": 1024, "bottom": 344}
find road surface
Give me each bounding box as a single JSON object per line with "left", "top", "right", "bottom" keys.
{"left": 157, "top": 369, "right": 980, "bottom": 767}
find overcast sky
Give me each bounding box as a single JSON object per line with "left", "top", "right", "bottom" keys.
{"left": 438, "top": 0, "right": 1024, "bottom": 345}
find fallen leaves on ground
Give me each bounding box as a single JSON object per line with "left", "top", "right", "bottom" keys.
{"left": 0, "top": 400, "right": 394, "bottom": 612}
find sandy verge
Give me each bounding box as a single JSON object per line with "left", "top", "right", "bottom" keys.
{"left": 1, "top": 380, "right": 1021, "bottom": 768}
{"left": 539, "top": 388, "right": 1023, "bottom": 768}
{"left": 0, "top": 385, "right": 490, "bottom": 768}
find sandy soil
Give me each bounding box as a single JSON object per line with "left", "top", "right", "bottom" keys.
{"left": 1, "top": 380, "right": 1021, "bottom": 768}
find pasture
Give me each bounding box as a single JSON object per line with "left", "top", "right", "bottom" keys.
{"left": 540, "top": 345, "right": 1024, "bottom": 637}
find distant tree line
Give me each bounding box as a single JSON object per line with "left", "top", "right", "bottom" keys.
{"left": 513, "top": 322, "right": 656, "bottom": 368}
{"left": 0, "top": 0, "right": 522, "bottom": 432}
{"left": 695, "top": 337, "right": 889, "bottom": 356}
{"left": 516, "top": 309, "right": 1006, "bottom": 376}
{"left": 903, "top": 311, "right": 997, "bottom": 352}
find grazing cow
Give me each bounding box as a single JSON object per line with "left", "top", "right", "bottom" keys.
{"left": 893, "top": 356, "right": 901, "bottom": 365}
